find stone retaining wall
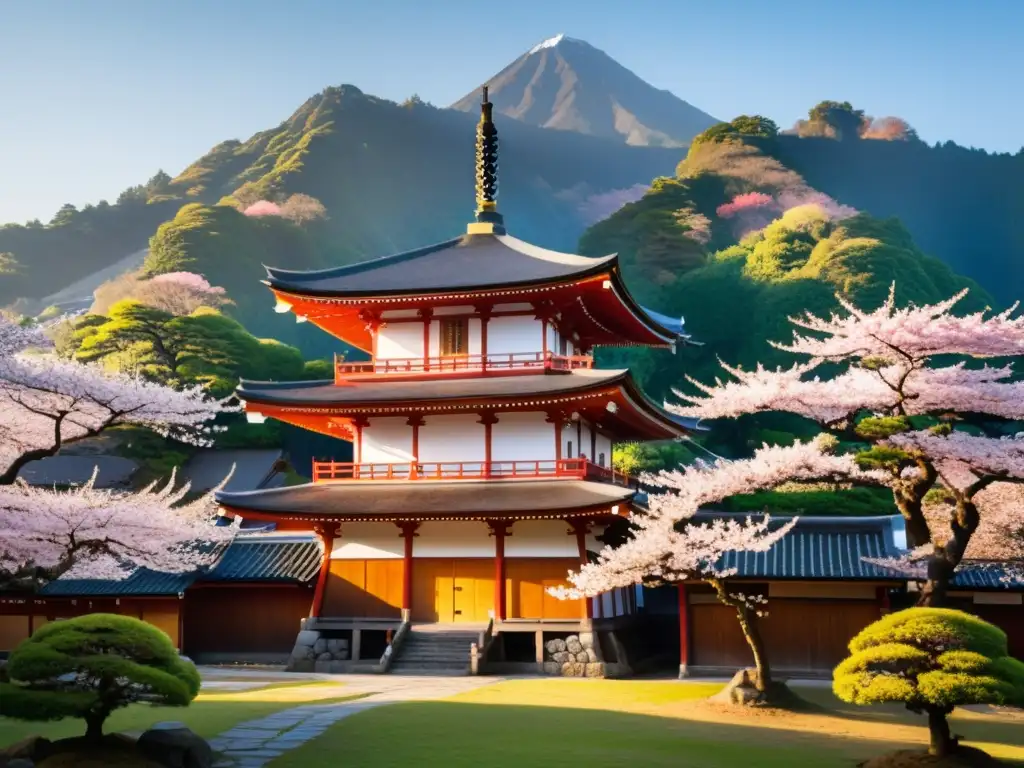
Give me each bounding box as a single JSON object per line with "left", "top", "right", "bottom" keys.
{"left": 541, "top": 633, "right": 604, "bottom": 677}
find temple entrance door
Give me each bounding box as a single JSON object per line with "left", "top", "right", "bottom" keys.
{"left": 453, "top": 559, "right": 492, "bottom": 623}
{"left": 411, "top": 559, "right": 493, "bottom": 623}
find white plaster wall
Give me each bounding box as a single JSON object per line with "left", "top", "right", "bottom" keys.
{"left": 331, "top": 522, "right": 404, "bottom": 560}
{"left": 547, "top": 323, "right": 558, "bottom": 354}
{"left": 492, "top": 303, "right": 533, "bottom": 313}
{"left": 361, "top": 418, "right": 414, "bottom": 463}
{"left": 491, "top": 412, "right": 554, "bottom": 462}
{"left": 595, "top": 432, "right": 612, "bottom": 467}
{"left": 428, "top": 319, "right": 441, "bottom": 358}
{"left": 418, "top": 414, "right": 484, "bottom": 462}
{"left": 487, "top": 316, "right": 542, "bottom": 356}
{"left": 381, "top": 309, "right": 419, "bottom": 320}
{"left": 468, "top": 318, "right": 482, "bottom": 356}
{"left": 414, "top": 521, "right": 493, "bottom": 557}
{"left": 504, "top": 520, "right": 578, "bottom": 558}
{"left": 434, "top": 305, "right": 475, "bottom": 316}
{"left": 376, "top": 324, "right": 422, "bottom": 361}
{"left": 561, "top": 422, "right": 574, "bottom": 459}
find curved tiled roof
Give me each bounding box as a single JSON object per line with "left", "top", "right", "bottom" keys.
{"left": 237, "top": 369, "right": 700, "bottom": 437}
{"left": 265, "top": 233, "right": 617, "bottom": 296}
{"left": 39, "top": 537, "right": 321, "bottom": 596}
{"left": 218, "top": 478, "right": 634, "bottom": 520}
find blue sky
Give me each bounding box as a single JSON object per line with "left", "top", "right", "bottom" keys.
{"left": 2, "top": 0, "right": 1021, "bottom": 224}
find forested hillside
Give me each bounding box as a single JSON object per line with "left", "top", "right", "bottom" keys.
{"left": 0, "top": 85, "right": 681, "bottom": 313}
{"left": 582, "top": 112, "right": 998, "bottom": 457}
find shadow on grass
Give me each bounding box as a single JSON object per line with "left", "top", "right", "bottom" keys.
{"left": 264, "top": 700, "right": 1024, "bottom": 768}
{"left": 0, "top": 697, "right": 323, "bottom": 747}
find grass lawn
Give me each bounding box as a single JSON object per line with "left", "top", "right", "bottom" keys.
{"left": 267, "top": 679, "right": 1024, "bottom": 768}
{"left": 0, "top": 681, "right": 350, "bottom": 747}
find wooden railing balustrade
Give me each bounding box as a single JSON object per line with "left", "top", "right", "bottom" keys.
{"left": 334, "top": 351, "right": 593, "bottom": 380}
{"left": 311, "top": 457, "right": 634, "bottom": 489}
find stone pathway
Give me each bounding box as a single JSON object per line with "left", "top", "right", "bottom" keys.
{"left": 207, "top": 673, "right": 502, "bottom": 768}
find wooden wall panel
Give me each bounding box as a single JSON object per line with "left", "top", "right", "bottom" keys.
{"left": 506, "top": 558, "right": 583, "bottom": 620}
{"left": 183, "top": 586, "right": 313, "bottom": 656}
{"left": 141, "top": 608, "right": 180, "bottom": 648}
{"left": 324, "top": 560, "right": 403, "bottom": 619}
{"left": 411, "top": 559, "right": 453, "bottom": 622}
{"left": 691, "top": 599, "right": 882, "bottom": 672}
{"left": 0, "top": 615, "right": 30, "bottom": 652}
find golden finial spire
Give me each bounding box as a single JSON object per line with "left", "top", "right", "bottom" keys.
{"left": 468, "top": 85, "right": 505, "bottom": 235}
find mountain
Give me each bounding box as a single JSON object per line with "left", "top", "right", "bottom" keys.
{"left": 0, "top": 85, "right": 681, "bottom": 312}
{"left": 451, "top": 34, "right": 719, "bottom": 147}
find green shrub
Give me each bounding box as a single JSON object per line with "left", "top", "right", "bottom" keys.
{"left": 0, "top": 614, "right": 201, "bottom": 741}
{"left": 834, "top": 608, "right": 1024, "bottom": 756}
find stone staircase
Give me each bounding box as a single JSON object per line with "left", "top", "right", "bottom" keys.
{"left": 388, "top": 624, "right": 483, "bottom": 676}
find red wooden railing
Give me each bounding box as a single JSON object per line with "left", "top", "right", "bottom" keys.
{"left": 334, "top": 351, "right": 593, "bottom": 380}
{"left": 311, "top": 457, "right": 633, "bottom": 487}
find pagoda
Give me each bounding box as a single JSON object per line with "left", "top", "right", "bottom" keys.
{"left": 217, "top": 88, "right": 697, "bottom": 673}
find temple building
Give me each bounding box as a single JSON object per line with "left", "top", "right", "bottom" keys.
{"left": 215, "top": 88, "right": 697, "bottom": 674}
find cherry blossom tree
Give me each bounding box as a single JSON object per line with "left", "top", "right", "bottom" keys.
{"left": 554, "top": 437, "right": 884, "bottom": 702}
{"left": 1, "top": 317, "right": 228, "bottom": 485}
{"left": 0, "top": 315, "right": 237, "bottom": 585}
{"left": 0, "top": 469, "right": 237, "bottom": 587}
{"left": 671, "top": 287, "right": 1024, "bottom": 605}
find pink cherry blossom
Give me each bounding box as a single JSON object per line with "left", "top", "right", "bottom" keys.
{"left": 0, "top": 469, "right": 239, "bottom": 582}
{"left": 665, "top": 286, "right": 1023, "bottom": 603}
{"left": 554, "top": 438, "right": 883, "bottom": 598}
{"left": 0, "top": 316, "right": 237, "bottom": 583}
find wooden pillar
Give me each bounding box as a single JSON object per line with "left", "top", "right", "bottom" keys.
{"left": 351, "top": 629, "right": 362, "bottom": 662}
{"left": 569, "top": 519, "right": 593, "bottom": 619}
{"left": 407, "top": 415, "right": 424, "bottom": 478}
{"left": 310, "top": 524, "right": 338, "bottom": 618}
{"left": 398, "top": 522, "right": 420, "bottom": 614}
{"left": 547, "top": 411, "right": 564, "bottom": 463}
{"left": 359, "top": 309, "right": 383, "bottom": 365}
{"left": 488, "top": 521, "right": 511, "bottom": 621}
{"left": 477, "top": 305, "right": 492, "bottom": 372}
{"left": 419, "top": 308, "right": 433, "bottom": 371}
{"left": 678, "top": 583, "right": 690, "bottom": 678}
{"left": 478, "top": 412, "right": 498, "bottom": 477}
{"left": 353, "top": 416, "right": 370, "bottom": 465}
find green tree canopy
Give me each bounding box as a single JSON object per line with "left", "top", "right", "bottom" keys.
{"left": 0, "top": 614, "right": 201, "bottom": 740}
{"left": 834, "top": 608, "right": 1024, "bottom": 757}
{"left": 72, "top": 300, "right": 306, "bottom": 396}
{"left": 807, "top": 100, "right": 866, "bottom": 140}
{"left": 693, "top": 115, "right": 780, "bottom": 145}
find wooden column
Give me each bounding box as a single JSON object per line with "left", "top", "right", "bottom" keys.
{"left": 398, "top": 522, "right": 420, "bottom": 616}
{"left": 419, "top": 308, "right": 433, "bottom": 371}
{"left": 478, "top": 412, "right": 498, "bottom": 477}
{"left": 359, "top": 309, "right": 383, "bottom": 364}
{"left": 569, "top": 519, "right": 593, "bottom": 619}
{"left": 678, "top": 583, "right": 691, "bottom": 678}
{"left": 488, "top": 521, "right": 512, "bottom": 621}
{"left": 353, "top": 416, "right": 370, "bottom": 465}
{"left": 477, "top": 305, "right": 492, "bottom": 372}
{"left": 310, "top": 524, "right": 338, "bottom": 618}
{"left": 407, "top": 415, "right": 424, "bottom": 478}
{"left": 546, "top": 411, "right": 566, "bottom": 463}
